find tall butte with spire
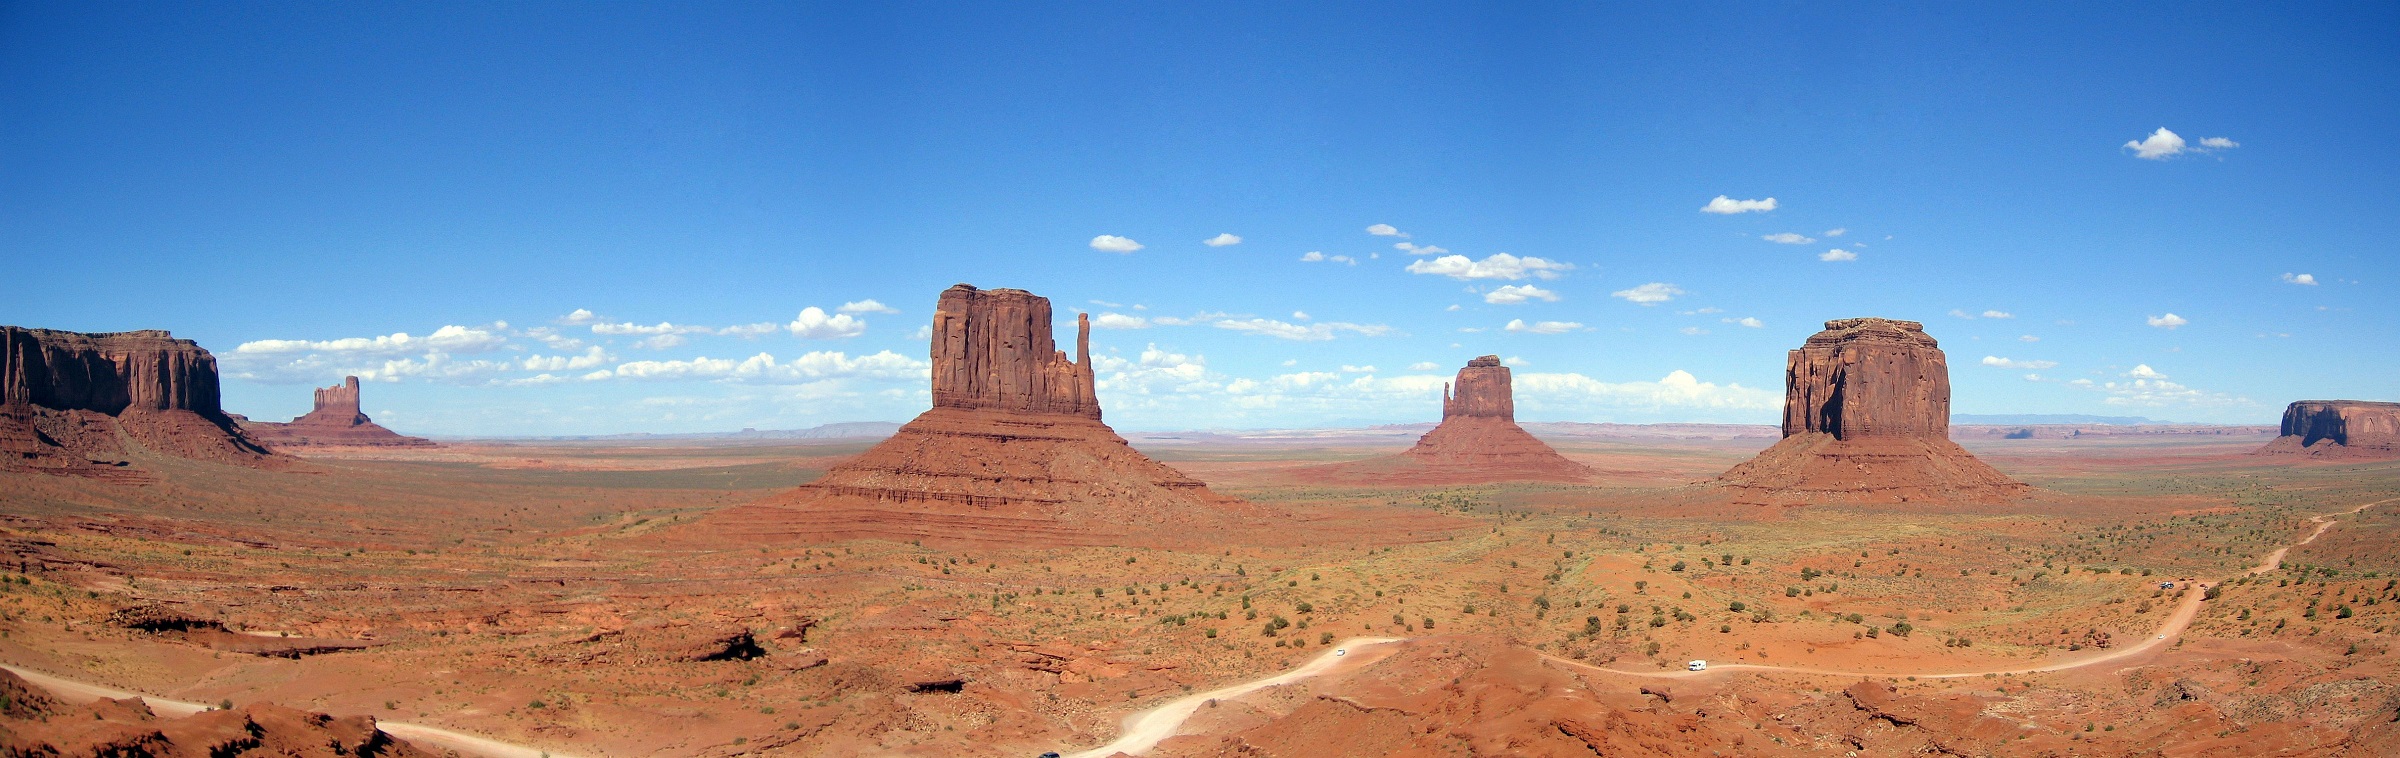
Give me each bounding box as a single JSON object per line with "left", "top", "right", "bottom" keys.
{"left": 1716, "top": 318, "right": 2026, "bottom": 504}
{"left": 241, "top": 376, "right": 435, "bottom": 448}
{"left": 706, "top": 284, "right": 1264, "bottom": 546}
{"left": 1307, "top": 355, "right": 1592, "bottom": 484}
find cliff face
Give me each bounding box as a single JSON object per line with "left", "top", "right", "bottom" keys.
{"left": 2256, "top": 400, "right": 2400, "bottom": 458}
{"left": 240, "top": 376, "right": 435, "bottom": 449}
{"left": 1783, "top": 318, "right": 1949, "bottom": 440}
{"left": 704, "top": 284, "right": 1264, "bottom": 547}
{"left": 1720, "top": 318, "right": 2024, "bottom": 504}
{"left": 0, "top": 326, "right": 277, "bottom": 476}
{"left": 1442, "top": 355, "right": 1516, "bottom": 420}
{"left": 929, "top": 285, "right": 1100, "bottom": 419}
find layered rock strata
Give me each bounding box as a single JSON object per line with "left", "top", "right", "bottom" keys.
{"left": 0, "top": 669, "right": 431, "bottom": 757}
{"left": 1717, "top": 318, "right": 2026, "bottom": 503}
{"left": 0, "top": 326, "right": 277, "bottom": 476}
{"left": 2255, "top": 400, "right": 2400, "bottom": 458}
{"left": 1309, "top": 356, "right": 1592, "bottom": 484}
{"left": 242, "top": 376, "right": 436, "bottom": 448}
{"left": 709, "top": 284, "right": 1264, "bottom": 546}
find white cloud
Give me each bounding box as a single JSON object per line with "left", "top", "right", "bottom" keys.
{"left": 1093, "top": 313, "right": 1150, "bottom": 330}
{"left": 1405, "top": 253, "right": 1575, "bottom": 281}
{"left": 1760, "top": 232, "right": 1815, "bottom": 245}
{"left": 1483, "top": 284, "right": 1561, "bottom": 304}
{"left": 2281, "top": 273, "right": 2318, "bottom": 286}
{"left": 1824, "top": 228, "right": 1847, "bottom": 237}
{"left": 1090, "top": 235, "right": 1144, "bottom": 253}
{"left": 1202, "top": 233, "right": 1243, "bottom": 247}
{"left": 1340, "top": 365, "right": 1376, "bottom": 374}
{"left": 2124, "top": 128, "right": 2193, "bottom": 160}
{"left": 1610, "top": 282, "right": 1684, "bottom": 305}
{"left": 521, "top": 327, "right": 584, "bottom": 350}
{"left": 558, "top": 309, "right": 601, "bottom": 325}
{"left": 838, "top": 299, "right": 900, "bottom": 314}
{"left": 1724, "top": 317, "right": 1764, "bottom": 328}
{"left": 2125, "top": 364, "right": 2168, "bottom": 379}
{"left": 1677, "top": 307, "right": 1723, "bottom": 315}
{"left": 1680, "top": 326, "right": 1710, "bottom": 335}
{"left": 1980, "top": 356, "right": 2059, "bottom": 370}
{"left": 633, "top": 334, "right": 688, "bottom": 350}
{"left": 1819, "top": 249, "right": 1857, "bottom": 262}
{"left": 2074, "top": 366, "right": 2249, "bottom": 408}
{"left": 2199, "top": 137, "right": 2240, "bottom": 150}
{"left": 788, "top": 307, "right": 868, "bottom": 339}
{"left": 717, "top": 322, "right": 782, "bottom": 337}
{"left": 592, "top": 321, "right": 709, "bottom": 336}
{"left": 1445, "top": 304, "right": 1461, "bottom": 312}
{"left": 2019, "top": 335, "right": 2041, "bottom": 342}
{"left": 1516, "top": 370, "right": 1777, "bottom": 412}
{"left": 1982, "top": 310, "right": 2014, "bottom": 319}
{"left": 1213, "top": 318, "right": 1392, "bottom": 341}
{"left": 2146, "top": 313, "right": 2189, "bottom": 329}
{"left": 1299, "top": 251, "right": 1358, "bottom": 265}
{"left": 1504, "top": 319, "right": 1583, "bottom": 334}
{"left": 521, "top": 346, "right": 613, "bottom": 371}
{"left": 1701, "top": 196, "right": 1777, "bottom": 214}
{"left": 1291, "top": 311, "right": 1310, "bottom": 320}
{"left": 1366, "top": 223, "right": 1407, "bottom": 238}
{"left": 1407, "top": 361, "right": 1441, "bottom": 371}
{"left": 593, "top": 350, "right": 925, "bottom": 384}
{"left": 232, "top": 325, "right": 509, "bottom": 358}
{"left": 1394, "top": 242, "right": 1448, "bottom": 255}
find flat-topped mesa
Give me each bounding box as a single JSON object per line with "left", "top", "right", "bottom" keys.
{"left": 240, "top": 375, "right": 435, "bottom": 448}
{"left": 1784, "top": 318, "right": 1948, "bottom": 440}
{"left": 1718, "top": 317, "right": 2025, "bottom": 504}
{"left": 702, "top": 283, "right": 1266, "bottom": 547}
{"left": 930, "top": 284, "right": 1100, "bottom": 420}
{"left": 2256, "top": 400, "right": 2400, "bottom": 458}
{"left": 1442, "top": 355, "right": 1515, "bottom": 420}
{"left": 0, "top": 325, "right": 278, "bottom": 475}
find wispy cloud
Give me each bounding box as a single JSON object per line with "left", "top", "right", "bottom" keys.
{"left": 2146, "top": 313, "right": 2189, "bottom": 329}
{"left": 1366, "top": 223, "right": 1407, "bottom": 238}
{"left": 1202, "top": 233, "right": 1243, "bottom": 247}
{"left": 1504, "top": 319, "right": 1583, "bottom": 334}
{"left": 1300, "top": 251, "right": 1357, "bottom": 265}
{"left": 1819, "top": 249, "right": 1857, "bottom": 262}
{"left": 1701, "top": 195, "right": 1777, "bottom": 214}
{"left": 2281, "top": 273, "right": 2318, "bottom": 286}
{"left": 838, "top": 299, "right": 900, "bottom": 314}
{"left": 1394, "top": 242, "right": 1447, "bottom": 255}
{"left": 1405, "top": 253, "right": 1574, "bottom": 281}
{"left": 2125, "top": 128, "right": 2239, "bottom": 160}
{"left": 1723, "top": 317, "right": 1764, "bottom": 328}
{"left": 1760, "top": 232, "right": 1815, "bottom": 245}
{"left": 1092, "top": 313, "right": 1150, "bottom": 329}
{"left": 1090, "top": 234, "right": 1144, "bottom": 253}
{"left": 1980, "top": 356, "right": 2058, "bottom": 370}
{"left": 1610, "top": 282, "right": 1684, "bottom": 305}
{"left": 1483, "top": 284, "right": 1560, "bottom": 304}
{"left": 1213, "top": 318, "right": 1393, "bottom": 341}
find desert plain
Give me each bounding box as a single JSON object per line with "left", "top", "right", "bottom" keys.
{"left": 5, "top": 422, "right": 2397, "bottom": 757}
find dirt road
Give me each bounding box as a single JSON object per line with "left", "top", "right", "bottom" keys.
{"left": 1061, "top": 637, "right": 1403, "bottom": 758}
{"left": 1, "top": 663, "right": 583, "bottom": 758}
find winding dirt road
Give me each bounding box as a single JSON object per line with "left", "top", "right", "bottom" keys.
{"left": 1062, "top": 637, "right": 1404, "bottom": 758}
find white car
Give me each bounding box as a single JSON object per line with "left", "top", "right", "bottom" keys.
{"left": 1687, "top": 660, "right": 1708, "bottom": 671}
{"left": 1334, "top": 649, "right": 1346, "bottom": 656}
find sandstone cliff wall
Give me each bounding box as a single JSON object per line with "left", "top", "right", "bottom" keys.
{"left": 929, "top": 285, "right": 1100, "bottom": 419}
{"left": 2257, "top": 400, "right": 2400, "bottom": 458}
{"left": 0, "top": 326, "right": 276, "bottom": 475}
{"left": 1782, "top": 318, "right": 1949, "bottom": 440}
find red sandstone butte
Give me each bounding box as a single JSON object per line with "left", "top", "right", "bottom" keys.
{"left": 1307, "top": 356, "right": 1593, "bottom": 484}
{"left": 1716, "top": 318, "right": 2026, "bottom": 504}
{"left": 2255, "top": 400, "right": 2400, "bottom": 459}
{"left": 705, "top": 284, "right": 1269, "bottom": 546}
{"left": 1, "top": 326, "right": 279, "bottom": 477}
{"left": 242, "top": 376, "right": 436, "bottom": 449}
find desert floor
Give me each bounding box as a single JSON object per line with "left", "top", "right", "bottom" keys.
{"left": 4, "top": 428, "right": 2396, "bottom": 756}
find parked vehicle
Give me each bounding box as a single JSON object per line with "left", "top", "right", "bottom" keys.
{"left": 1687, "top": 660, "right": 1708, "bottom": 671}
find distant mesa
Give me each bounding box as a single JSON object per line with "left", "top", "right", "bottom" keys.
{"left": 1, "top": 326, "right": 279, "bottom": 477}
{"left": 2256, "top": 400, "right": 2400, "bottom": 459}
{"left": 1716, "top": 318, "right": 2028, "bottom": 504}
{"left": 705, "top": 284, "right": 1271, "bottom": 546}
{"left": 241, "top": 376, "right": 435, "bottom": 449}
{"left": 1302, "top": 355, "right": 1593, "bottom": 484}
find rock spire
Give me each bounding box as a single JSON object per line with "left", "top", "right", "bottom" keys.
{"left": 1301, "top": 355, "right": 1591, "bottom": 484}
{"left": 930, "top": 285, "right": 1100, "bottom": 419}
{"left": 240, "top": 376, "right": 435, "bottom": 449}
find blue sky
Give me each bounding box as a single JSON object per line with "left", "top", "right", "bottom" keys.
{"left": 5, "top": 3, "right": 2393, "bottom": 434}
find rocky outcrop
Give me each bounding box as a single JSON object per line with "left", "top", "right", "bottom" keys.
{"left": 0, "top": 669, "right": 432, "bottom": 757}
{"left": 1303, "top": 356, "right": 1591, "bottom": 484}
{"left": 1718, "top": 319, "right": 2026, "bottom": 504}
{"left": 241, "top": 376, "right": 436, "bottom": 449}
{"left": 2256, "top": 400, "right": 2400, "bottom": 458}
{"left": 705, "top": 284, "right": 1269, "bottom": 547}
{"left": 0, "top": 326, "right": 278, "bottom": 476}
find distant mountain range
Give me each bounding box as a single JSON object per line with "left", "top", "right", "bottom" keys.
{"left": 1950, "top": 414, "right": 2163, "bottom": 425}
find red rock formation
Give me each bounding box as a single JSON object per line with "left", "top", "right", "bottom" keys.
{"left": 2255, "top": 400, "right": 2400, "bottom": 458}
{"left": 1717, "top": 319, "right": 2026, "bottom": 504}
{"left": 704, "top": 284, "right": 1270, "bottom": 546}
{"left": 1303, "top": 356, "right": 1592, "bottom": 484}
{"left": 0, "top": 326, "right": 278, "bottom": 476}
{"left": 241, "top": 376, "right": 436, "bottom": 448}
{"left": 0, "top": 669, "right": 432, "bottom": 757}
